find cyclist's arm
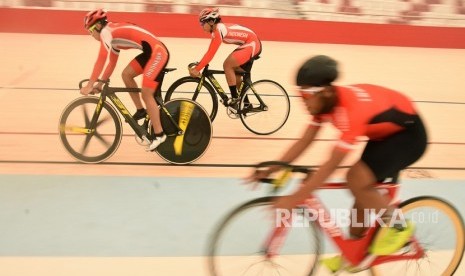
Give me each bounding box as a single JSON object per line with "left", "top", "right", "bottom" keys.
{"left": 305, "top": 147, "right": 347, "bottom": 188}
{"left": 80, "top": 44, "right": 108, "bottom": 95}
{"left": 100, "top": 49, "right": 120, "bottom": 81}
{"left": 296, "top": 122, "right": 361, "bottom": 199}
{"left": 246, "top": 122, "right": 320, "bottom": 183}
{"left": 282, "top": 146, "right": 347, "bottom": 204}
{"left": 273, "top": 145, "right": 349, "bottom": 210}
{"left": 87, "top": 43, "right": 108, "bottom": 87}
{"left": 278, "top": 122, "right": 321, "bottom": 166}
{"left": 195, "top": 31, "right": 222, "bottom": 71}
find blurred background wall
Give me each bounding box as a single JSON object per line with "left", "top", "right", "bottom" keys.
{"left": 1, "top": 0, "right": 465, "bottom": 27}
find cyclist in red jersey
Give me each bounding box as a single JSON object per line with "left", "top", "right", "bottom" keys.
{"left": 80, "top": 9, "right": 169, "bottom": 151}
{"left": 246, "top": 55, "right": 428, "bottom": 273}
{"left": 188, "top": 8, "right": 262, "bottom": 110}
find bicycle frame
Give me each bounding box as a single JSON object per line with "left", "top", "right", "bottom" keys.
{"left": 195, "top": 64, "right": 267, "bottom": 109}
{"left": 83, "top": 77, "right": 183, "bottom": 143}
{"left": 264, "top": 182, "right": 425, "bottom": 269}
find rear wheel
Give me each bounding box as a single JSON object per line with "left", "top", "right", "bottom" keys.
{"left": 156, "top": 99, "right": 212, "bottom": 164}
{"left": 371, "top": 196, "right": 465, "bottom": 275}
{"left": 239, "top": 80, "right": 290, "bottom": 135}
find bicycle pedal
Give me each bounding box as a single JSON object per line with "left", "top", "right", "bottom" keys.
{"left": 227, "top": 106, "right": 238, "bottom": 114}
{"left": 135, "top": 135, "right": 151, "bottom": 146}
{"left": 226, "top": 107, "right": 239, "bottom": 119}
{"left": 392, "top": 241, "right": 414, "bottom": 255}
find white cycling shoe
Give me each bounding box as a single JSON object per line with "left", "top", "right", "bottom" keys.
{"left": 146, "top": 134, "right": 167, "bottom": 152}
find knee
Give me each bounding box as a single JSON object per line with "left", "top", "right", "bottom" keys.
{"left": 346, "top": 162, "right": 376, "bottom": 191}
{"left": 121, "top": 70, "right": 132, "bottom": 82}
{"left": 346, "top": 167, "right": 358, "bottom": 184}
{"left": 223, "top": 55, "right": 237, "bottom": 68}
{"left": 140, "top": 90, "right": 150, "bottom": 100}
{"left": 223, "top": 60, "right": 232, "bottom": 70}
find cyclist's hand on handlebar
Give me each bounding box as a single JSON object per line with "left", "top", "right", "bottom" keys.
{"left": 80, "top": 83, "right": 102, "bottom": 96}
{"left": 188, "top": 64, "right": 201, "bottom": 78}
{"left": 92, "top": 83, "right": 103, "bottom": 94}
{"left": 242, "top": 168, "right": 272, "bottom": 190}
{"left": 80, "top": 85, "right": 94, "bottom": 96}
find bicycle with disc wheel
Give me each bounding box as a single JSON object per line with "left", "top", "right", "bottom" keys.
{"left": 164, "top": 57, "right": 290, "bottom": 135}
{"left": 58, "top": 68, "right": 212, "bottom": 165}
{"left": 207, "top": 161, "right": 465, "bottom": 275}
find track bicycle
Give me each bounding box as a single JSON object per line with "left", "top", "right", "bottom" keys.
{"left": 58, "top": 68, "right": 212, "bottom": 165}
{"left": 164, "top": 58, "right": 290, "bottom": 135}
{"left": 207, "top": 161, "right": 465, "bottom": 275}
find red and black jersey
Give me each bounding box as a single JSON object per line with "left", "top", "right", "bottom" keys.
{"left": 311, "top": 84, "right": 418, "bottom": 152}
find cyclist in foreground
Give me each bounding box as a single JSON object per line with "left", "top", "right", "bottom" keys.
{"left": 246, "top": 55, "right": 428, "bottom": 272}
{"left": 80, "top": 9, "right": 169, "bottom": 151}
{"left": 188, "top": 7, "right": 262, "bottom": 111}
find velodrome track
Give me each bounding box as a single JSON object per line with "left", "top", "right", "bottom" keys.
{"left": 0, "top": 33, "right": 464, "bottom": 275}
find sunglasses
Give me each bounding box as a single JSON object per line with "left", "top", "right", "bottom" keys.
{"left": 88, "top": 24, "right": 99, "bottom": 34}
{"left": 299, "top": 87, "right": 324, "bottom": 99}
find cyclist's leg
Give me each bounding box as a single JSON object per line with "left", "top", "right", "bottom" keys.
{"left": 123, "top": 45, "right": 151, "bottom": 115}
{"left": 225, "top": 41, "right": 260, "bottom": 99}
{"left": 123, "top": 59, "right": 144, "bottom": 111}
{"left": 141, "top": 44, "right": 170, "bottom": 150}
{"left": 236, "top": 42, "right": 261, "bottom": 105}
{"left": 321, "top": 116, "right": 428, "bottom": 273}
{"left": 356, "top": 115, "right": 427, "bottom": 254}
{"left": 224, "top": 52, "right": 242, "bottom": 99}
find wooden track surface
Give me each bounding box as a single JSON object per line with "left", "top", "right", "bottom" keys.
{"left": 0, "top": 33, "right": 464, "bottom": 275}
{"left": 0, "top": 33, "right": 464, "bottom": 179}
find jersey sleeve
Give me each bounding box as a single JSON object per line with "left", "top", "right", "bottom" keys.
{"left": 195, "top": 29, "right": 223, "bottom": 71}
{"left": 310, "top": 115, "right": 323, "bottom": 129}
{"left": 101, "top": 49, "right": 119, "bottom": 81}
{"left": 89, "top": 42, "right": 108, "bottom": 82}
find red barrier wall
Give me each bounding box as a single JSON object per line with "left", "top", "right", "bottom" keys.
{"left": 1, "top": 7, "right": 465, "bottom": 48}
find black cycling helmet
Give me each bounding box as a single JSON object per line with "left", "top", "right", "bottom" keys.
{"left": 296, "top": 55, "right": 339, "bottom": 87}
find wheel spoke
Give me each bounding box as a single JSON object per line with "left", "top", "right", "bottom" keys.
{"left": 81, "top": 104, "right": 91, "bottom": 126}
{"left": 93, "top": 131, "right": 112, "bottom": 147}
{"left": 96, "top": 114, "right": 111, "bottom": 127}
{"left": 79, "top": 133, "right": 93, "bottom": 155}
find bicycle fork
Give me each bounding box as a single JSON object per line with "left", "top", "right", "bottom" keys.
{"left": 262, "top": 224, "right": 290, "bottom": 259}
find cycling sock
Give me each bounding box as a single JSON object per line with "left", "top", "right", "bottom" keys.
{"left": 229, "top": 85, "right": 238, "bottom": 99}
{"left": 154, "top": 131, "right": 165, "bottom": 138}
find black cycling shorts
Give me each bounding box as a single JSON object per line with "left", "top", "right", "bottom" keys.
{"left": 361, "top": 114, "right": 428, "bottom": 182}
{"left": 134, "top": 41, "right": 170, "bottom": 83}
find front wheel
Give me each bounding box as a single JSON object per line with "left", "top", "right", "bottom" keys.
{"left": 207, "top": 197, "right": 321, "bottom": 276}
{"left": 239, "top": 80, "right": 290, "bottom": 135}
{"left": 165, "top": 76, "right": 219, "bottom": 122}
{"left": 371, "top": 196, "right": 465, "bottom": 275}
{"left": 58, "top": 96, "right": 122, "bottom": 163}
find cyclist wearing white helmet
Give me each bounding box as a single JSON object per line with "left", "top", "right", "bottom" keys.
{"left": 81, "top": 9, "right": 170, "bottom": 151}
{"left": 189, "top": 8, "right": 262, "bottom": 107}
{"left": 246, "top": 55, "right": 428, "bottom": 273}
